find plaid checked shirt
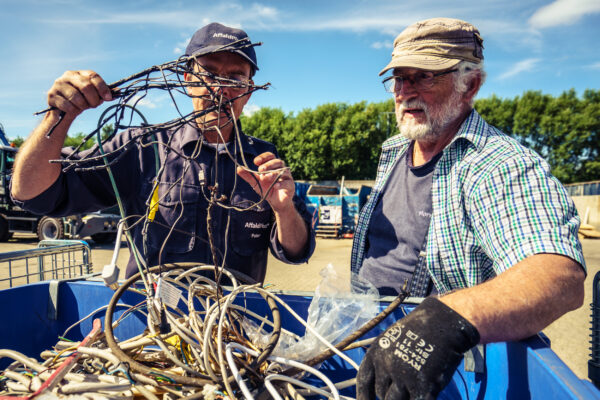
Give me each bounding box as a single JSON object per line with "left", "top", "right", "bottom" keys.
{"left": 351, "top": 109, "right": 586, "bottom": 294}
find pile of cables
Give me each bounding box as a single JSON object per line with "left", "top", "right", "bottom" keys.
{"left": 1, "top": 46, "right": 409, "bottom": 399}
{"left": 0, "top": 264, "right": 407, "bottom": 399}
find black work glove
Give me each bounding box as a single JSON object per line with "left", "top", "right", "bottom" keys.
{"left": 356, "top": 296, "right": 480, "bottom": 400}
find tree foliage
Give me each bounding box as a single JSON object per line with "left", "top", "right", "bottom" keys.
{"left": 241, "top": 90, "right": 598, "bottom": 184}
{"left": 241, "top": 99, "right": 395, "bottom": 180}
{"left": 10, "top": 90, "right": 599, "bottom": 184}
{"left": 62, "top": 124, "right": 115, "bottom": 150}
{"left": 475, "top": 89, "right": 600, "bottom": 183}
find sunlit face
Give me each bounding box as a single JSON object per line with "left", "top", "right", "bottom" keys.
{"left": 184, "top": 52, "right": 253, "bottom": 142}
{"left": 393, "top": 68, "right": 464, "bottom": 142}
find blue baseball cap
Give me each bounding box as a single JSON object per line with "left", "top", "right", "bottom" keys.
{"left": 184, "top": 22, "right": 259, "bottom": 74}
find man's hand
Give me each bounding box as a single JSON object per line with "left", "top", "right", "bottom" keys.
{"left": 11, "top": 70, "right": 112, "bottom": 201}
{"left": 48, "top": 70, "right": 112, "bottom": 118}
{"left": 236, "top": 152, "right": 295, "bottom": 213}
{"left": 357, "top": 297, "right": 480, "bottom": 400}
{"left": 236, "top": 152, "right": 308, "bottom": 258}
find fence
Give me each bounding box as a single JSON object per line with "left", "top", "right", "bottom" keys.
{"left": 0, "top": 240, "right": 92, "bottom": 289}
{"left": 565, "top": 180, "right": 600, "bottom": 229}
{"left": 566, "top": 180, "right": 600, "bottom": 197}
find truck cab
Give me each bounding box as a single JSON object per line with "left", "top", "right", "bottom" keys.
{"left": 0, "top": 141, "right": 119, "bottom": 243}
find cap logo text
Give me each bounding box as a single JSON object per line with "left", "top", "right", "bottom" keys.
{"left": 213, "top": 33, "right": 238, "bottom": 41}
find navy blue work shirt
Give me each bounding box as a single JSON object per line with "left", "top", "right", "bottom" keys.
{"left": 14, "top": 122, "right": 315, "bottom": 283}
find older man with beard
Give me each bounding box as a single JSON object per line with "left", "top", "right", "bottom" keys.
{"left": 352, "top": 18, "right": 586, "bottom": 400}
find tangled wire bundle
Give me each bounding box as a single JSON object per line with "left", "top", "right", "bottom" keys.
{"left": 0, "top": 264, "right": 407, "bottom": 399}
{"left": 0, "top": 46, "right": 409, "bottom": 399}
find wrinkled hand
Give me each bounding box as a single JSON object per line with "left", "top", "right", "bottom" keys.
{"left": 236, "top": 152, "right": 295, "bottom": 213}
{"left": 356, "top": 297, "right": 480, "bottom": 400}
{"left": 48, "top": 70, "right": 112, "bottom": 118}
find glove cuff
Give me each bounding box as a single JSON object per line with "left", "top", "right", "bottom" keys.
{"left": 418, "top": 296, "right": 481, "bottom": 352}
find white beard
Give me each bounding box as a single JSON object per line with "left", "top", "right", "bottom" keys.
{"left": 396, "top": 90, "right": 464, "bottom": 142}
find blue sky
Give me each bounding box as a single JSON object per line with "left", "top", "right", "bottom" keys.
{"left": 1, "top": 0, "right": 599, "bottom": 141}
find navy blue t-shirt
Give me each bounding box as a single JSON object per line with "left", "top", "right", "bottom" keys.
{"left": 358, "top": 143, "right": 442, "bottom": 296}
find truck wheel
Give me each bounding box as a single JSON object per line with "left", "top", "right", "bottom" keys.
{"left": 0, "top": 216, "right": 11, "bottom": 241}
{"left": 91, "top": 232, "right": 117, "bottom": 244}
{"left": 37, "top": 217, "right": 64, "bottom": 241}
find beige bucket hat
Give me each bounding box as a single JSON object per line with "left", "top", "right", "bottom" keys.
{"left": 379, "top": 17, "right": 484, "bottom": 76}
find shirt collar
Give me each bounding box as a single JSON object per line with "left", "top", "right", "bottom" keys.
{"left": 449, "top": 109, "right": 487, "bottom": 152}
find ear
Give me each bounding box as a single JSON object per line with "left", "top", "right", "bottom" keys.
{"left": 462, "top": 72, "right": 482, "bottom": 105}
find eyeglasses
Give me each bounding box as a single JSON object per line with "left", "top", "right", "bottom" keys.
{"left": 382, "top": 69, "right": 457, "bottom": 93}
{"left": 192, "top": 63, "right": 252, "bottom": 92}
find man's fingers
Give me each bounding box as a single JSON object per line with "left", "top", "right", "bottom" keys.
{"left": 236, "top": 166, "right": 255, "bottom": 184}
{"left": 47, "top": 71, "right": 111, "bottom": 115}
{"left": 356, "top": 359, "right": 376, "bottom": 400}
{"left": 86, "top": 71, "right": 112, "bottom": 101}
{"left": 258, "top": 158, "right": 286, "bottom": 173}
{"left": 384, "top": 381, "right": 409, "bottom": 400}
{"left": 236, "top": 166, "right": 263, "bottom": 192}
{"left": 48, "top": 85, "right": 82, "bottom": 116}
{"left": 75, "top": 71, "right": 108, "bottom": 108}
{"left": 253, "top": 152, "right": 276, "bottom": 166}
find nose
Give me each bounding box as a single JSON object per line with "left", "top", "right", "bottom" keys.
{"left": 396, "top": 79, "right": 418, "bottom": 101}
{"left": 220, "top": 85, "right": 236, "bottom": 100}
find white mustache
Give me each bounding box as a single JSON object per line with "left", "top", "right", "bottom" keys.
{"left": 398, "top": 100, "right": 429, "bottom": 115}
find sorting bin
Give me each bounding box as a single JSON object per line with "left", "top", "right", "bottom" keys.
{"left": 0, "top": 280, "right": 599, "bottom": 399}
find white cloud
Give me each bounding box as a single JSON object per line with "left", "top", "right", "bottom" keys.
{"left": 243, "top": 104, "right": 261, "bottom": 116}
{"left": 499, "top": 58, "right": 541, "bottom": 80}
{"left": 250, "top": 4, "right": 279, "bottom": 18}
{"left": 586, "top": 61, "right": 600, "bottom": 70}
{"left": 37, "top": 3, "right": 281, "bottom": 30}
{"left": 371, "top": 41, "right": 393, "bottom": 50}
{"left": 529, "top": 0, "right": 600, "bottom": 29}
{"left": 27, "top": 0, "right": 542, "bottom": 47}
{"left": 174, "top": 39, "right": 189, "bottom": 55}
{"left": 127, "top": 96, "right": 159, "bottom": 109}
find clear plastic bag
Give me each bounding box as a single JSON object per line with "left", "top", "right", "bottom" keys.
{"left": 244, "top": 264, "right": 379, "bottom": 361}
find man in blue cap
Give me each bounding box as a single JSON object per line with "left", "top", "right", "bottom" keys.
{"left": 11, "top": 22, "right": 315, "bottom": 282}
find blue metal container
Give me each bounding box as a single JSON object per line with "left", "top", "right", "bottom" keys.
{"left": 304, "top": 184, "right": 372, "bottom": 234}
{"left": 0, "top": 281, "right": 598, "bottom": 399}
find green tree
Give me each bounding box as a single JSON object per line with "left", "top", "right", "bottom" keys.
{"left": 64, "top": 124, "right": 115, "bottom": 150}
{"left": 283, "top": 103, "right": 340, "bottom": 180}
{"left": 474, "top": 95, "right": 516, "bottom": 135}
{"left": 240, "top": 108, "right": 289, "bottom": 159}
{"left": 241, "top": 100, "right": 394, "bottom": 180}
{"left": 577, "top": 89, "right": 600, "bottom": 180}
{"left": 476, "top": 89, "right": 600, "bottom": 184}
{"left": 539, "top": 89, "right": 600, "bottom": 183}
{"left": 511, "top": 90, "right": 553, "bottom": 152}
{"left": 10, "top": 137, "right": 24, "bottom": 148}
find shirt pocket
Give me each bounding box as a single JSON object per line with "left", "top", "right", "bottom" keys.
{"left": 147, "top": 181, "right": 200, "bottom": 254}
{"left": 229, "top": 190, "right": 273, "bottom": 257}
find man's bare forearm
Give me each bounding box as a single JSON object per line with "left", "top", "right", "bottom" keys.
{"left": 274, "top": 203, "right": 309, "bottom": 259}
{"left": 11, "top": 110, "right": 74, "bottom": 201}
{"left": 439, "top": 253, "right": 585, "bottom": 343}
